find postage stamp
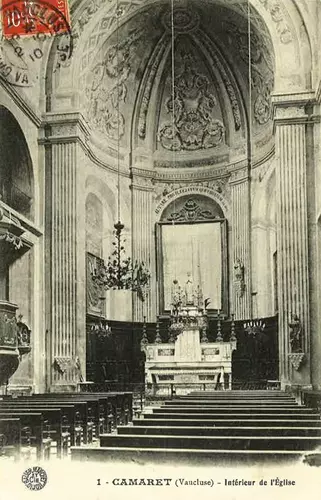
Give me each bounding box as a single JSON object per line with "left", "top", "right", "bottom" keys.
{"left": 1, "top": 0, "right": 70, "bottom": 37}
{"left": 0, "top": 0, "right": 73, "bottom": 87}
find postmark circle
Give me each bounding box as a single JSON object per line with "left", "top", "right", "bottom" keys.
{"left": 22, "top": 466, "right": 48, "bottom": 491}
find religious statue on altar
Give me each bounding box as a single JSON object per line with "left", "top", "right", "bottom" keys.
{"left": 170, "top": 273, "right": 205, "bottom": 315}
{"left": 185, "top": 273, "right": 194, "bottom": 305}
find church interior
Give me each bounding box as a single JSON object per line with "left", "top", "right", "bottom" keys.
{"left": 0, "top": 0, "right": 321, "bottom": 464}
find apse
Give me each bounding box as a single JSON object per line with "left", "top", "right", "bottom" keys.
{"left": 79, "top": 0, "right": 275, "bottom": 168}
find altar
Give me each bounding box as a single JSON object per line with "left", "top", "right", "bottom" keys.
{"left": 142, "top": 276, "right": 236, "bottom": 395}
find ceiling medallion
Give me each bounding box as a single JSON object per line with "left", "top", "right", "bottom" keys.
{"left": 162, "top": 8, "right": 199, "bottom": 33}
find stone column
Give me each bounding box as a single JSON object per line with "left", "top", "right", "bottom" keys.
{"left": 131, "top": 170, "right": 155, "bottom": 322}
{"left": 272, "top": 94, "right": 313, "bottom": 387}
{"left": 230, "top": 167, "right": 252, "bottom": 320}
{"left": 41, "top": 113, "right": 88, "bottom": 391}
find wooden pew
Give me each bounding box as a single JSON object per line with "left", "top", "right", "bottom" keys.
{"left": 0, "top": 400, "right": 88, "bottom": 453}
{"left": 19, "top": 399, "right": 89, "bottom": 445}
{"left": 29, "top": 396, "right": 102, "bottom": 440}
{"left": 0, "top": 412, "right": 43, "bottom": 459}
{"left": 0, "top": 418, "right": 21, "bottom": 459}
{"left": 0, "top": 405, "right": 64, "bottom": 458}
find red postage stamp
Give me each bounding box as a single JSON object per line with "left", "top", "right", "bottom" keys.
{"left": 1, "top": 0, "right": 71, "bottom": 37}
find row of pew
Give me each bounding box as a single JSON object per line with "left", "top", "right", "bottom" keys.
{"left": 0, "top": 391, "right": 132, "bottom": 460}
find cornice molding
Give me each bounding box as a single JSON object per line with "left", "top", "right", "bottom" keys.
{"left": 271, "top": 90, "right": 315, "bottom": 109}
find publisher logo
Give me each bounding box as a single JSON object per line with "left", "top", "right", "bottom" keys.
{"left": 22, "top": 466, "right": 48, "bottom": 491}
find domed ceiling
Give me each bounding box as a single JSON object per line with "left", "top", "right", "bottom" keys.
{"left": 79, "top": 0, "right": 275, "bottom": 168}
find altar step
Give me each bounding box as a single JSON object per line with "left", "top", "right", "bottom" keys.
{"left": 70, "top": 390, "right": 321, "bottom": 464}
{"left": 99, "top": 434, "right": 321, "bottom": 451}
{"left": 148, "top": 410, "right": 319, "bottom": 417}
{"left": 134, "top": 417, "right": 321, "bottom": 427}
{"left": 164, "top": 399, "right": 297, "bottom": 406}
{"left": 117, "top": 425, "right": 321, "bottom": 437}
{"left": 182, "top": 393, "right": 293, "bottom": 399}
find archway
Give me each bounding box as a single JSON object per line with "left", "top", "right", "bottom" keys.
{"left": 0, "top": 107, "right": 33, "bottom": 220}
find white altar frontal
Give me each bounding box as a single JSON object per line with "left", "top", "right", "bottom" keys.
{"left": 142, "top": 278, "right": 236, "bottom": 395}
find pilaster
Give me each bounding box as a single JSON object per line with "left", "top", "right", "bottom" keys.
{"left": 272, "top": 95, "right": 312, "bottom": 387}
{"left": 131, "top": 169, "right": 155, "bottom": 322}
{"left": 40, "top": 112, "right": 88, "bottom": 391}
{"left": 230, "top": 167, "right": 252, "bottom": 320}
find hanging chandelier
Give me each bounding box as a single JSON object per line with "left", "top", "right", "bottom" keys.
{"left": 92, "top": 221, "right": 150, "bottom": 300}
{"left": 92, "top": 0, "right": 150, "bottom": 301}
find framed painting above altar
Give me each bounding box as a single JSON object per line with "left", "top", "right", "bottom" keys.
{"left": 156, "top": 196, "right": 228, "bottom": 317}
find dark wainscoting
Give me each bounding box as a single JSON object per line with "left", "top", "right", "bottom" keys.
{"left": 86, "top": 315, "right": 279, "bottom": 388}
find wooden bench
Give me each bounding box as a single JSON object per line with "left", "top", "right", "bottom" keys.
{"left": 29, "top": 395, "right": 108, "bottom": 438}
{"left": 0, "top": 412, "right": 44, "bottom": 459}
{"left": 1, "top": 400, "right": 85, "bottom": 453}
{"left": 0, "top": 418, "right": 21, "bottom": 459}
{"left": 0, "top": 404, "right": 65, "bottom": 458}
{"left": 23, "top": 399, "right": 90, "bottom": 445}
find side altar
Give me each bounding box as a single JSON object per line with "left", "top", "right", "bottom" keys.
{"left": 141, "top": 276, "right": 237, "bottom": 395}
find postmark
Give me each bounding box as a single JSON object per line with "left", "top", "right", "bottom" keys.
{"left": 0, "top": 0, "right": 73, "bottom": 87}
{"left": 22, "top": 466, "right": 48, "bottom": 491}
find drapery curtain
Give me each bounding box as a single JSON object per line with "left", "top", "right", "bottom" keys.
{"left": 162, "top": 222, "right": 221, "bottom": 310}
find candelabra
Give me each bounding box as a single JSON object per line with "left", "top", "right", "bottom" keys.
{"left": 243, "top": 319, "right": 265, "bottom": 336}
{"left": 216, "top": 310, "right": 223, "bottom": 342}
{"left": 155, "top": 317, "right": 162, "bottom": 344}
{"left": 140, "top": 316, "right": 149, "bottom": 350}
{"left": 230, "top": 314, "right": 236, "bottom": 341}
{"left": 90, "top": 321, "right": 112, "bottom": 341}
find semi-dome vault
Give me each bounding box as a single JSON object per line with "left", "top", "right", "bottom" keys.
{"left": 48, "top": 0, "right": 278, "bottom": 169}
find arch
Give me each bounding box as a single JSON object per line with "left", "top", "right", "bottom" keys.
{"left": 155, "top": 186, "right": 230, "bottom": 221}
{"left": 0, "top": 106, "right": 34, "bottom": 220}
{"left": 160, "top": 194, "right": 225, "bottom": 222}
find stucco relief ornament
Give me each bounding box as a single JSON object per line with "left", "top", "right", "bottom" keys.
{"left": 158, "top": 53, "right": 225, "bottom": 151}
{"left": 224, "top": 21, "right": 273, "bottom": 126}
{"left": 85, "top": 28, "right": 142, "bottom": 140}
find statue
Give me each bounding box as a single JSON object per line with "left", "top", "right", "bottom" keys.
{"left": 171, "top": 279, "right": 182, "bottom": 313}
{"left": 185, "top": 273, "right": 194, "bottom": 305}
{"left": 289, "top": 314, "right": 303, "bottom": 353}
{"left": 234, "top": 258, "right": 245, "bottom": 297}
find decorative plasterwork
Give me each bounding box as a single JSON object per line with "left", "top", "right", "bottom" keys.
{"left": 154, "top": 177, "right": 230, "bottom": 203}
{"left": 154, "top": 184, "right": 230, "bottom": 218}
{"left": 85, "top": 27, "right": 143, "bottom": 141}
{"left": 138, "top": 34, "right": 169, "bottom": 139}
{"left": 154, "top": 154, "right": 229, "bottom": 169}
{"left": 198, "top": 31, "right": 241, "bottom": 131}
{"left": 162, "top": 8, "right": 200, "bottom": 34}
{"left": 224, "top": 20, "right": 274, "bottom": 126}
{"left": 257, "top": 0, "right": 293, "bottom": 44}
{"left": 165, "top": 198, "right": 220, "bottom": 222}
{"left": 288, "top": 353, "right": 305, "bottom": 371}
{"left": 232, "top": 1, "right": 293, "bottom": 45}
{"left": 158, "top": 52, "right": 225, "bottom": 151}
